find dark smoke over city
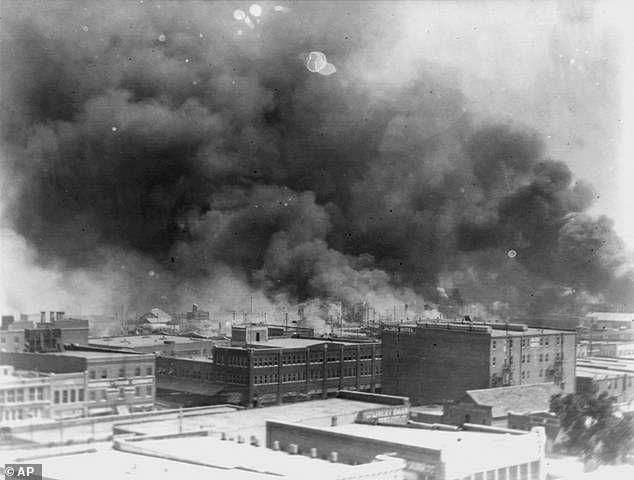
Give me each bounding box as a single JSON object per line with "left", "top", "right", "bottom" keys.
{"left": 1, "top": 1, "right": 632, "bottom": 326}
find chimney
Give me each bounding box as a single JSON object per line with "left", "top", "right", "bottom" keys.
{"left": 41, "top": 312, "right": 46, "bottom": 323}
{"left": 329, "top": 451, "right": 338, "bottom": 463}
{"left": 272, "top": 440, "right": 280, "bottom": 451}
{"left": 331, "top": 416, "right": 338, "bottom": 427}
{"left": 309, "top": 447, "right": 317, "bottom": 459}
{"left": 288, "top": 443, "right": 298, "bottom": 455}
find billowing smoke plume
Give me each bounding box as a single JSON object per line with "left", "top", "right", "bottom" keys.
{"left": 1, "top": 1, "right": 632, "bottom": 325}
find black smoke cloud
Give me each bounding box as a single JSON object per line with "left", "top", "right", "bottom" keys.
{"left": 1, "top": 1, "right": 632, "bottom": 319}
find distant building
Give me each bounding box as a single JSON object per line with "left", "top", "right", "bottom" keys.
{"left": 138, "top": 308, "right": 178, "bottom": 333}
{"left": 584, "top": 312, "right": 634, "bottom": 330}
{"left": 0, "top": 365, "right": 86, "bottom": 423}
{"left": 1, "top": 349, "right": 155, "bottom": 416}
{"left": 156, "top": 324, "right": 381, "bottom": 407}
{"left": 576, "top": 357, "right": 634, "bottom": 404}
{"left": 89, "top": 334, "right": 226, "bottom": 357}
{"left": 443, "top": 383, "right": 561, "bottom": 428}
{"left": 578, "top": 340, "right": 634, "bottom": 359}
{"left": 382, "top": 321, "right": 576, "bottom": 405}
{"left": 0, "top": 327, "right": 25, "bottom": 353}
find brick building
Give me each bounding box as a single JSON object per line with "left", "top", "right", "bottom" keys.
{"left": 0, "top": 365, "right": 87, "bottom": 422}
{"left": 382, "top": 322, "right": 576, "bottom": 405}
{"left": 266, "top": 420, "right": 547, "bottom": 480}
{"left": 157, "top": 324, "right": 381, "bottom": 407}
{"left": 576, "top": 357, "right": 634, "bottom": 404}
{"left": 1, "top": 349, "right": 155, "bottom": 415}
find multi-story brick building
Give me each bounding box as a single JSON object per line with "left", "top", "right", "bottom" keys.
{"left": 1, "top": 349, "right": 155, "bottom": 415}
{"left": 157, "top": 324, "right": 382, "bottom": 407}
{"left": 576, "top": 357, "right": 634, "bottom": 404}
{"left": 0, "top": 365, "right": 86, "bottom": 422}
{"left": 382, "top": 321, "right": 576, "bottom": 405}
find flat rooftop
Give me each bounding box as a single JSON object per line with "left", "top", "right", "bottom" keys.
{"left": 397, "top": 322, "right": 574, "bottom": 337}
{"left": 115, "top": 397, "right": 391, "bottom": 441}
{"left": 89, "top": 335, "right": 208, "bottom": 348}
{"left": 318, "top": 422, "right": 530, "bottom": 452}
{"left": 576, "top": 357, "right": 634, "bottom": 375}
{"left": 47, "top": 350, "right": 152, "bottom": 359}
{"left": 4, "top": 444, "right": 274, "bottom": 480}
{"left": 249, "top": 337, "right": 375, "bottom": 349}
{"left": 122, "top": 435, "right": 397, "bottom": 477}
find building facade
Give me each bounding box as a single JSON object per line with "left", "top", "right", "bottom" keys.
{"left": 576, "top": 357, "right": 634, "bottom": 404}
{"left": 157, "top": 325, "right": 382, "bottom": 407}
{"left": 382, "top": 322, "right": 576, "bottom": 405}
{"left": 0, "top": 365, "right": 49, "bottom": 422}
{"left": 1, "top": 350, "right": 155, "bottom": 416}
{"left": 266, "top": 420, "right": 547, "bottom": 480}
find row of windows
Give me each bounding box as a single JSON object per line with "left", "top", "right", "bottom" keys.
{"left": 492, "top": 336, "right": 563, "bottom": 350}
{"left": 87, "top": 386, "right": 153, "bottom": 401}
{"left": 0, "top": 336, "right": 21, "bottom": 343}
{"left": 493, "top": 352, "right": 564, "bottom": 366}
{"left": 217, "top": 348, "right": 382, "bottom": 367}
{"left": 0, "top": 386, "right": 45, "bottom": 404}
{"left": 89, "top": 365, "right": 153, "bottom": 380}
{"left": 449, "top": 460, "right": 539, "bottom": 480}
{"left": 53, "top": 388, "right": 84, "bottom": 404}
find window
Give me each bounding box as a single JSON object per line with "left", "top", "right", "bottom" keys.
{"left": 556, "top": 336, "right": 560, "bottom": 345}
{"left": 118, "top": 388, "right": 125, "bottom": 399}
{"left": 29, "top": 387, "right": 35, "bottom": 401}
{"left": 36, "top": 387, "right": 44, "bottom": 400}
{"left": 78, "top": 389, "right": 84, "bottom": 402}
{"left": 62, "top": 390, "right": 68, "bottom": 403}
{"left": 118, "top": 367, "right": 126, "bottom": 378}
{"left": 89, "top": 369, "right": 96, "bottom": 380}
{"left": 146, "top": 385, "right": 153, "bottom": 397}
{"left": 539, "top": 338, "right": 543, "bottom": 346}
{"left": 539, "top": 369, "right": 543, "bottom": 377}
{"left": 70, "top": 390, "right": 76, "bottom": 402}
{"left": 545, "top": 353, "right": 549, "bottom": 361}
{"left": 135, "top": 366, "right": 141, "bottom": 376}
{"left": 17, "top": 389, "right": 23, "bottom": 401}
{"left": 54, "top": 391, "right": 60, "bottom": 404}
{"left": 539, "top": 354, "right": 543, "bottom": 362}
{"left": 492, "top": 340, "right": 497, "bottom": 349}
{"left": 492, "top": 357, "right": 496, "bottom": 366}
{"left": 89, "top": 391, "right": 96, "bottom": 402}
{"left": 135, "top": 387, "right": 141, "bottom": 397}
{"left": 101, "top": 390, "right": 107, "bottom": 400}
{"left": 545, "top": 337, "right": 549, "bottom": 346}
{"left": 101, "top": 369, "right": 107, "bottom": 379}
{"left": 509, "top": 339, "right": 513, "bottom": 348}
{"left": 14, "top": 336, "right": 20, "bottom": 343}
